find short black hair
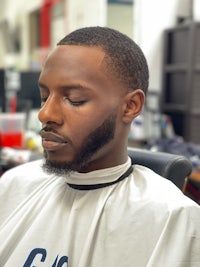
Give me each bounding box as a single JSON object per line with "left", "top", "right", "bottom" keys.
{"left": 58, "top": 26, "right": 149, "bottom": 94}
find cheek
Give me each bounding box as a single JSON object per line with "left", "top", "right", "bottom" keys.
{"left": 63, "top": 113, "right": 101, "bottom": 146}
{"left": 61, "top": 100, "right": 121, "bottom": 146}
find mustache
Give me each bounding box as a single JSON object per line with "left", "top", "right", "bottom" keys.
{"left": 39, "top": 126, "right": 69, "bottom": 144}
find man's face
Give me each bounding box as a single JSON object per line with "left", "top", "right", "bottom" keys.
{"left": 38, "top": 45, "right": 126, "bottom": 174}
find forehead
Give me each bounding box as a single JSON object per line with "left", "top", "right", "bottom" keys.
{"left": 42, "top": 45, "right": 106, "bottom": 76}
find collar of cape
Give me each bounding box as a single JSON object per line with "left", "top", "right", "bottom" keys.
{"left": 67, "top": 165, "right": 133, "bottom": 190}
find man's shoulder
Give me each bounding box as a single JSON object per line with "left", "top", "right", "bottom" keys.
{"left": 0, "top": 159, "right": 53, "bottom": 225}
{"left": 0, "top": 159, "right": 46, "bottom": 186}
{"left": 132, "top": 164, "right": 199, "bottom": 210}
{"left": 12, "top": 159, "right": 43, "bottom": 172}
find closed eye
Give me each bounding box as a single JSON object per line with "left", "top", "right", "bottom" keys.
{"left": 65, "top": 98, "right": 87, "bottom": 107}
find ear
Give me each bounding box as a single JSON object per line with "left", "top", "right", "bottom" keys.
{"left": 122, "top": 89, "right": 145, "bottom": 124}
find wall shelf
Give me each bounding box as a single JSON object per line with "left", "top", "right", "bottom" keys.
{"left": 160, "top": 22, "right": 200, "bottom": 144}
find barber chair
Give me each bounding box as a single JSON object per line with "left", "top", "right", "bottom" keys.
{"left": 128, "top": 147, "right": 192, "bottom": 191}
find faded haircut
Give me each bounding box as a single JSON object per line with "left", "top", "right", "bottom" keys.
{"left": 57, "top": 26, "right": 149, "bottom": 94}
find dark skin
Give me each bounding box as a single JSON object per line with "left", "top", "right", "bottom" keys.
{"left": 38, "top": 45, "right": 145, "bottom": 172}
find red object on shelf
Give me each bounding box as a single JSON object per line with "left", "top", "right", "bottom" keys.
{"left": 0, "top": 132, "right": 24, "bottom": 149}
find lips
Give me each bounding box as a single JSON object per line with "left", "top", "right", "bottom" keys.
{"left": 40, "top": 131, "right": 68, "bottom": 150}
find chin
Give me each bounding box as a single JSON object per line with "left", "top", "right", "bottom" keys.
{"left": 44, "top": 150, "right": 74, "bottom": 163}
{"left": 42, "top": 151, "right": 88, "bottom": 175}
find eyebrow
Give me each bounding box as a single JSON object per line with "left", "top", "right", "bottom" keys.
{"left": 38, "top": 82, "right": 88, "bottom": 92}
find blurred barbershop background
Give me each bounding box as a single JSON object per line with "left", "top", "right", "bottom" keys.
{"left": 0, "top": 0, "right": 200, "bottom": 202}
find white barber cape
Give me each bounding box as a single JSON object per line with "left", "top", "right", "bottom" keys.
{"left": 0, "top": 157, "right": 200, "bottom": 267}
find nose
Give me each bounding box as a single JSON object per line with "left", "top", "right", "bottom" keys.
{"left": 38, "top": 96, "right": 63, "bottom": 125}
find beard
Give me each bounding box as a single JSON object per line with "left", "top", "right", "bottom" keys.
{"left": 42, "top": 111, "right": 117, "bottom": 176}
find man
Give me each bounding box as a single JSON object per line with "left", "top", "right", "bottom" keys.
{"left": 0, "top": 27, "right": 199, "bottom": 267}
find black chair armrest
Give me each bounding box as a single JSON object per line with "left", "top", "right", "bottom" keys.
{"left": 128, "top": 147, "right": 192, "bottom": 190}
